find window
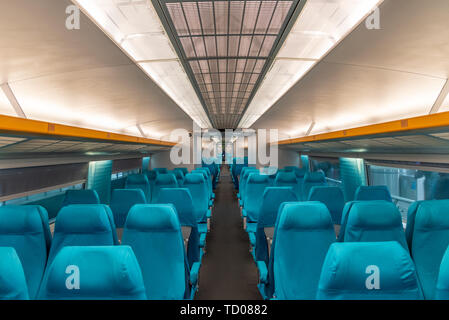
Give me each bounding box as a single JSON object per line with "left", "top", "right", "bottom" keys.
{"left": 111, "top": 168, "right": 140, "bottom": 181}
{"left": 310, "top": 157, "right": 342, "bottom": 186}
{"left": 367, "top": 164, "right": 449, "bottom": 223}
{"left": 0, "top": 183, "right": 84, "bottom": 206}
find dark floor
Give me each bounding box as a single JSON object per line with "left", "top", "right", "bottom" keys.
{"left": 195, "top": 166, "right": 261, "bottom": 300}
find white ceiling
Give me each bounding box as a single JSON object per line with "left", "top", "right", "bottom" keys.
{"left": 251, "top": 0, "right": 449, "bottom": 140}
{"left": 0, "top": 0, "right": 195, "bottom": 141}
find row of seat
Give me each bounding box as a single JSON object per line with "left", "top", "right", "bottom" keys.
{"left": 0, "top": 164, "right": 221, "bottom": 300}
{"left": 255, "top": 200, "right": 449, "bottom": 299}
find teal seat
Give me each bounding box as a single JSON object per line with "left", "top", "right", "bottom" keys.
{"left": 155, "top": 188, "right": 204, "bottom": 268}
{"left": 175, "top": 167, "right": 189, "bottom": 176}
{"left": 242, "top": 173, "right": 270, "bottom": 228}
{"left": 0, "top": 247, "right": 29, "bottom": 300}
{"left": 269, "top": 202, "right": 335, "bottom": 300}
{"left": 301, "top": 171, "right": 327, "bottom": 201}
{"left": 254, "top": 187, "right": 298, "bottom": 264}
{"left": 38, "top": 246, "right": 146, "bottom": 300}
{"left": 343, "top": 201, "right": 408, "bottom": 250}
{"left": 238, "top": 167, "right": 259, "bottom": 206}
{"left": 152, "top": 173, "right": 178, "bottom": 203}
{"left": 410, "top": 200, "right": 449, "bottom": 299}
{"left": 317, "top": 242, "right": 423, "bottom": 300}
{"left": 122, "top": 204, "right": 200, "bottom": 300}
{"left": 183, "top": 174, "right": 210, "bottom": 231}
{"left": 145, "top": 170, "right": 158, "bottom": 197}
{"left": 436, "top": 246, "right": 449, "bottom": 300}
{"left": 194, "top": 168, "right": 214, "bottom": 200}
{"left": 274, "top": 172, "right": 301, "bottom": 200}
{"left": 48, "top": 205, "right": 117, "bottom": 266}
{"left": 354, "top": 185, "right": 392, "bottom": 202}
{"left": 405, "top": 200, "right": 425, "bottom": 250}
{"left": 308, "top": 186, "right": 345, "bottom": 225}
{"left": 62, "top": 189, "right": 100, "bottom": 207}
{"left": 110, "top": 189, "right": 146, "bottom": 228}
{"left": 0, "top": 205, "right": 51, "bottom": 299}
{"left": 125, "top": 174, "right": 151, "bottom": 202}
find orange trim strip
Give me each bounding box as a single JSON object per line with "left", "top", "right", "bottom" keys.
{"left": 277, "top": 111, "right": 449, "bottom": 145}
{"left": 0, "top": 115, "right": 175, "bottom": 147}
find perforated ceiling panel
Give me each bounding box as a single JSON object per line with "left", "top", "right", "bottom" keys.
{"left": 157, "top": 0, "right": 299, "bottom": 128}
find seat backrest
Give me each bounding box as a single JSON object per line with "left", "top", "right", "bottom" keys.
{"left": 152, "top": 173, "right": 178, "bottom": 203}
{"left": 343, "top": 201, "right": 408, "bottom": 250}
{"left": 354, "top": 185, "right": 392, "bottom": 202}
{"left": 122, "top": 204, "right": 187, "bottom": 299}
{"left": 194, "top": 168, "right": 212, "bottom": 195}
{"left": 308, "top": 186, "right": 345, "bottom": 225}
{"left": 258, "top": 187, "right": 299, "bottom": 228}
{"left": 411, "top": 200, "right": 449, "bottom": 299}
{"left": 155, "top": 188, "right": 196, "bottom": 227}
{"left": 38, "top": 246, "right": 146, "bottom": 300}
{"left": 405, "top": 200, "right": 425, "bottom": 249}
{"left": 302, "top": 171, "right": 327, "bottom": 201}
{"left": 244, "top": 173, "right": 271, "bottom": 222}
{"left": 255, "top": 187, "right": 299, "bottom": 264}
{"left": 183, "top": 173, "right": 209, "bottom": 223}
{"left": 273, "top": 202, "right": 335, "bottom": 300}
{"left": 317, "top": 242, "right": 422, "bottom": 300}
{"left": 0, "top": 205, "right": 51, "bottom": 299}
{"left": 125, "top": 174, "right": 151, "bottom": 202}
{"left": 0, "top": 247, "right": 29, "bottom": 300}
{"left": 145, "top": 170, "right": 157, "bottom": 181}
{"left": 240, "top": 167, "right": 259, "bottom": 199}
{"left": 62, "top": 189, "right": 100, "bottom": 207}
{"left": 110, "top": 189, "right": 147, "bottom": 228}
{"left": 274, "top": 172, "right": 301, "bottom": 199}
{"left": 48, "top": 205, "right": 117, "bottom": 265}
{"left": 436, "top": 246, "right": 449, "bottom": 300}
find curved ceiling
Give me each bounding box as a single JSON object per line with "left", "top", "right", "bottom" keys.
{"left": 0, "top": 0, "right": 195, "bottom": 141}
{"left": 251, "top": 0, "right": 449, "bottom": 140}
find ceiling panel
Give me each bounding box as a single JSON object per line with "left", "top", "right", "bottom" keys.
{"left": 160, "top": 0, "right": 298, "bottom": 128}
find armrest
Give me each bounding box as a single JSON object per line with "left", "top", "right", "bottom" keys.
{"left": 207, "top": 209, "right": 211, "bottom": 218}
{"left": 239, "top": 199, "right": 244, "bottom": 207}
{"left": 199, "top": 233, "right": 206, "bottom": 247}
{"left": 209, "top": 200, "right": 213, "bottom": 207}
{"left": 211, "top": 193, "right": 215, "bottom": 199}
{"left": 242, "top": 209, "right": 247, "bottom": 217}
{"left": 237, "top": 193, "right": 241, "bottom": 199}
{"left": 256, "top": 261, "right": 268, "bottom": 284}
{"left": 190, "top": 262, "right": 201, "bottom": 286}
{"left": 249, "top": 232, "right": 256, "bottom": 247}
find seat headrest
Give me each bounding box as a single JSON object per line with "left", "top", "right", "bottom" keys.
{"left": 278, "top": 202, "right": 333, "bottom": 230}
{"left": 41, "top": 246, "right": 146, "bottom": 299}
{"left": 154, "top": 168, "right": 168, "bottom": 174}
{"left": 318, "top": 242, "right": 421, "bottom": 299}
{"left": 308, "top": 186, "right": 344, "bottom": 201}
{"left": 275, "top": 172, "right": 297, "bottom": 184}
{"left": 0, "top": 247, "right": 29, "bottom": 300}
{"left": 304, "top": 171, "right": 326, "bottom": 183}
{"left": 347, "top": 201, "right": 401, "bottom": 229}
{"left": 63, "top": 189, "right": 100, "bottom": 205}
{"left": 199, "top": 167, "right": 211, "bottom": 175}
{"left": 354, "top": 185, "right": 392, "bottom": 202}
{"left": 415, "top": 200, "right": 449, "bottom": 230}
{"left": 0, "top": 205, "right": 47, "bottom": 234}
{"left": 184, "top": 173, "right": 205, "bottom": 184}
{"left": 55, "top": 205, "right": 112, "bottom": 234}
{"left": 263, "top": 187, "right": 297, "bottom": 200}
{"left": 126, "top": 174, "right": 149, "bottom": 185}
{"left": 157, "top": 188, "right": 192, "bottom": 203}
{"left": 247, "top": 173, "right": 269, "bottom": 184}
{"left": 111, "top": 189, "right": 146, "bottom": 205}
{"left": 155, "top": 173, "right": 177, "bottom": 185}
{"left": 125, "top": 204, "right": 180, "bottom": 231}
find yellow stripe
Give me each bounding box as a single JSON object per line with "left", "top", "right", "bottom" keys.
{"left": 277, "top": 111, "right": 449, "bottom": 145}
{"left": 0, "top": 115, "right": 175, "bottom": 147}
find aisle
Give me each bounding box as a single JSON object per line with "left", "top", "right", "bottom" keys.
{"left": 195, "top": 166, "right": 261, "bottom": 300}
